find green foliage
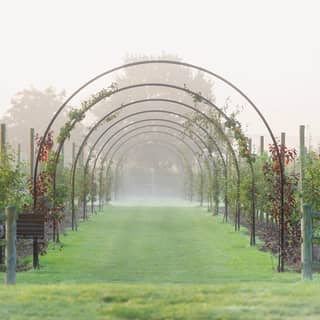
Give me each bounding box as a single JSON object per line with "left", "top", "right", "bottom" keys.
{"left": 0, "top": 148, "right": 30, "bottom": 211}
{"left": 224, "top": 113, "right": 254, "bottom": 163}
{"left": 252, "top": 152, "right": 270, "bottom": 213}
{"left": 303, "top": 151, "right": 320, "bottom": 211}
{"left": 239, "top": 160, "right": 253, "bottom": 218}
{"left": 2, "top": 207, "right": 320, "bottom": 319}
{"left": 182, "top": 161, "right": 194, "bottom": 202}
{"left": 57, "top": 85, "right": 118, "bottom": 144}
{"left": 75, "top": 163, "right": 90, "bottom": 204}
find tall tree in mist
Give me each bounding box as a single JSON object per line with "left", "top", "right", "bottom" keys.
{"left": 1, "top": 87, "right": 85, "bottom": 159}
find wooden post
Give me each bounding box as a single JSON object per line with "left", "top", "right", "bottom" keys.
{"left": 302, "top": 204, "right": 312, "bottom": 280}
{"left": 30, "top": 128, "right": 39, "bottom": 269}
{"left": 30, "top": 128, "right": 35, "bottom": 178}
{"left": 0, "top": 124, "right": 6, "bottom": 265}
{"left": 5, "top": 206, "right": 17, "bottom": 285}
{"left": 17, "top": 144, "right": 21, "bottom": 166}
{"left": 248, "top": 139, "right": 256, "bottom": 245}
{"left": 281, "top": 132, "right": 286, "bottom": 147}
{"left": 299, "top": 126, "right": 305, "bottom": 209}
{"left": 300, "top": 125, "right": 310, "bottom": 279}
{"left": 72, "top": 142, "right": 76, "bottom": 165}
{"left": 259, "top": 136, "right": 265, "bottom": 223}
{"left": 99, "top": 163, "right": 103, "bottom": 211}
{"left": 55, "top": 144, "right": 64, "bottom": 243}
{"left": 61, "top": 144, "right": 65, "bottom": 168}
{"left": 260, "top": 136, "right": 264, "bottom": 155}
{"left": 79, "top": 144, "right": 84, "bottom": 167}
{"left": 281, "top": 132, "right": 286, "bottom": 169}
{"left": 1, "top": 124, "right": 6, "bottom": 153}
{"left": 248, "top": 138, "right": 252, "bottom": 154}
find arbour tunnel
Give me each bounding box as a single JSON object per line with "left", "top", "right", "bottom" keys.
{"left": 32, "top": 60, "right": 286, "bottom": 271}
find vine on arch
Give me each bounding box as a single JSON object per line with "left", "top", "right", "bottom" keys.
{"left": 57, "top": 83, "right": 118, "bottom": 144}
{"left": 29, "top": 131, "right": 65, "bottom": 242}
{"left": 262, "top": 142, "right": 300, "bottom": 268}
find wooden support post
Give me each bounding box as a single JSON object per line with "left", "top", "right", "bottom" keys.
{"left": 30, "top": 128, "right": 35, "bottom": 178}
{"left": 61, "top": 143, "right": 64, "bottom": 168}
{"left": 299, "top": 126, "right": 305, "bottom": 208}
{"left": 33, "top": 237, "right": 39, "bottom": 269}
{"left": 79, "top": 144, "right": 84, "bottom": 167}
{"left": 17, "top": 144, "right": 21, "bottom": 166}
{"left": 260, "top": 136, "right": 264, "bottom": 155}
{"left": 0, "top": 124, "right": 6, "bottom": 265}
{"left": 300, "top": 125, "right": 310, "bottom": 279}
{"left": 30, "top": 128, "right": 39, "bottom": 269}
{"left": 99, "top": 164, "right": 103, "bottom": 211}
{"left": 259, "top": 136, "right": 265, "bottom": 223}
{"left": 302, "top": 204, "right": 312, "bottom": 280}
{"left": 281, "top": 132, "right": 286, "bottom": 172}
{"left": 281, "top": 132, "right": 286, "bottom": 147}
{"left": 72, "top": 142, "right": 76, "bottom": 164}
{"left": 1, "top": 123, "right": 6, "bottom": 154}
{"left": 71, "top": 143, "right": 78, "bottom": 231}
{"left": 5, "top": 206, "right": 17, "bottom": 285}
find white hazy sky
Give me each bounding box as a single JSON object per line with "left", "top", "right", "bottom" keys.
{"left": 0, "top": 0, "right": 319, "bottom": 145}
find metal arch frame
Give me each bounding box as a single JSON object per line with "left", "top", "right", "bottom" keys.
{"left": 70, "top": 119, "right": 215, "bottom": 229}
{"left": 34, "top": 60, "right": 284, "bottom": 270}
{"left": 85, "top": 111, "right": 240, "bottom": 227}
{"left": 86, "top": 115, "right": 226, "bottom": 216}
{"left": 93, "top": 125, "right": 219, "bottom": 225}
{"left": 85, "top": 117, "right": 222, "bottom": 212}
{"left": 85, "top": 113, "right": 226, "bottom": 187}
{"left": 73, "top": 123, "right": 212, "bottom": 227}
{"left": 105, "top": 140, "right": 198, "bottom": 207}
{"left": 100, "top": 138, "right": 203, "bottom": 210}
{"left": 52, "top": 87, "right": 249, "bottom": 237}
{"left": 74, "top": 101, "right": 234, "bottom": 216}
{"left": 98, "top": 139, "right": 196, "bottom": 209}
{"left": 69, "top": 111, "right": 242, "bottom": 234}
{"left": 83, "top": 118, "right": 222, "bottom": 211}
{"left": 89, "top": 122, "right": 217, "bottom": 214}
{"left": 90, "top": 136, "right": 206, "bottom": 215}
{"left": 56, "top": 94, "right": 237, "bottom": 193}
{"left": 85, "top": 130, "right": 208, "bottom": 223}
{"left": 66, "top": 99, "right": 240, "bottom": 225}
{"left": 101, "top": 129, "right": 209, "bottom": 203}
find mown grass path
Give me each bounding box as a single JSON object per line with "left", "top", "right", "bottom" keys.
{"left": 1, "top": 206, "right": 320, "bottom": 319}
{"left": 19, "top": 206, "right": 279, "bottom": 284}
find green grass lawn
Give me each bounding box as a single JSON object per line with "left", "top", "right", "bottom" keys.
{"left": 1, "top": 206, "right": 320, "bottom": 319}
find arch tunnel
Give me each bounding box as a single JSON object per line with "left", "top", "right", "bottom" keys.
{"left": 33, "top": 60, "right": 286, "bottom": 271}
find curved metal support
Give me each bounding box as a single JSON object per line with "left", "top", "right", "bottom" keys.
{"left": 92, "top": 122, "right": 240, "bottom": 225}
{"left": 88, "top": 111, "right": 238, "bottom": 226}
{"left": 71, "top": 128, "right": 210, "bottom": 229}
{"left": 49, "top": 85, "right": 243, "bottom": 230}
{"left": 101, "top": 129, "right": 209, "bottom": 202}
{"left": 86, "top": 129, "right": 208, "bottom": 225}
{"left": 81, "top": 109, "right": 230, "bottom": 213}
{"left": 35, "top": 60, "right": 284, "bottom": 270}
{"left": 88, "top": 121, "right": 215, "bottom": 203}
{"left": 70, "top": 109, "right": 239, "bottom": 230}
{"left": 97, "top": 125, "right": 216, "bottom": 215}
{"left": 109, "top": 140, "right": 197, "bottom": 206}
{"left": 66, "top": 98, "right": 237, "bottom": 223}
{"left": 71, "top": 124, "right": 215, "bottom": 229}
{"left": 58, "top": 96, "right": 230, "bottom": 191}
{"left": 80, "top": 119, "right": 214, "bottom": 224}
{"left": 98, "top": 126, "right": 214, "bottom": 207}
{"left": 52, "top": 87, "right": 246, "bottom": 234}
{"left": 88, "top": 116, "right": 225, "bottom": 183}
